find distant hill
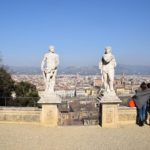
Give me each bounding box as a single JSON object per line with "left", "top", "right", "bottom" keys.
{"left": 116, "top": 64, "right": 150, "bottom": 75}
{"left": 8, "top": 64, "right": 150, "bottom": 75}
{"left": 58, "top": 66, "right": 99, "bottom": 75}
{"left": 59, "top": 65, "right": 150, "bottom": 75}
{"left": 8, "top": 66, "right": 41, "bottom": 75}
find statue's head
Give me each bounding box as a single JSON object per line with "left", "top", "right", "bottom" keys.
{"left": 49, "top": 45, "right": 55, "bottom": 53}
{"left": 104, "top": 46, "right": 112, "bottom": 54}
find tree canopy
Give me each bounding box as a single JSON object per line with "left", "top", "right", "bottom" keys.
{"left": 0, "top": 66, "right": 39, "bottom": 106}
{"left": 14, "top": 81, "right": 39, "bottom": 106}
{"left": 0, "top": 67, "right": 14, "bottom": 97}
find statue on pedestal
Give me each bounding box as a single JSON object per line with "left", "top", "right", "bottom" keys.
{"left": 41, "top": 46, "right": 59, "bottom": 93}
{"left": 98, "top": 47, "right": 121, "bottom": 128}
{"left": 38, "top": 46, "right": 61, "bottom": 126}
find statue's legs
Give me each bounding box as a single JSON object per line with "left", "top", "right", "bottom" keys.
{"left": 45, "top": 73, "right": 51, "bottom": 92}
{"left": 102, "top": 71, "right": 109, "bottom": 92}
{"left": 45, "top": 70, "right": 57, "bottom": 93}
{"left": 108, "top": 70, "right": 114, "bottom": 91}
{"left": 49, "top": 70, "right": 57, "bottom": 92}
{"left": 42, "top": 72, "right": 47, "bottom": 89}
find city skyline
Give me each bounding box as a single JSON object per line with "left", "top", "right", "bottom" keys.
{"left": 0, "top": 0, "right": 150, "bottom": 67}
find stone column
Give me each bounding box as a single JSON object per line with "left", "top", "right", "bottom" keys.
{"left": 99, "top": 92, "right": 122, "bottom": 128}
{"left": 38, "top": 92, "right": 61, "bottom": 126}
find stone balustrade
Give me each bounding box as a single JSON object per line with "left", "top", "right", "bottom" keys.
{"left": 0, "top": 107, "right": 41, "bottom": 123}
{"left": 0, "top": 105, "right": 138, "bottom": 128}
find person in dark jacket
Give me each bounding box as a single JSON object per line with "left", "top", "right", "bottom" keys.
{"left": 135, "top": 82, "right": 150, "bottom": 126}
{"left": 146, "top": 83, "right": 150, "bottom": 125}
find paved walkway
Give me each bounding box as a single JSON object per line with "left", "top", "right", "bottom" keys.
{"left": 0, "top": 123, "right": 150, "bottom": 150}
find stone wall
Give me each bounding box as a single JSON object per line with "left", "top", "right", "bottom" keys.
{"left": 0, "top": 106, "right": 137, "bottom": 127}
{"left": 118, "top": 106, "right": 136, "bottom": 125}
{"left": 0, "top": 107, "right": 41, "bottom": 123}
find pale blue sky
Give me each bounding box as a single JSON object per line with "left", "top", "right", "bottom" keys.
{"left": 0, "top": 0, "right": 150, "bottom": 67}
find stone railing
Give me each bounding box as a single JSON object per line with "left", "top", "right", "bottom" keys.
{"left": 0, "top": 107, "right": 41, "bottom": 123}
{"left": 118, "top": 106, "right": 136, "bottom": 126}
{"left": 0, "top": 105, "right": 137, "bottom": 128}
{"left": 99, "top": 101, "right": 137, "bottom": 128}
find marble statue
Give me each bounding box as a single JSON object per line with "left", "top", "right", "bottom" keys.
{"left": 41, "top": 46, "right": 59, "bottom": 93}
{"left": 39, "top": 46, "right": 61, "bottom": 125}
{"left": 99, "top": 46, "right": 116, "bottom": 93}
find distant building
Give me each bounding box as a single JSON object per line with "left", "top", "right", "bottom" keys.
{"left": 116, "top": 87, "right": 131, "bottom": 95}
{"left": 55, "top": 89, "right": 75, "bottom": 98}
{"left": 76, "top": 88, "right": 86, "bottom": 97}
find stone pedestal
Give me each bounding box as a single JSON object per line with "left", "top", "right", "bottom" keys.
{"left": 38, "top": 92, "right": 61, "bottom": 126}
{"left": 40, "top": 104, "right": 59, "bottom": 126}
{"left": 99, "top": 92, "right": 122, "bottom": 128}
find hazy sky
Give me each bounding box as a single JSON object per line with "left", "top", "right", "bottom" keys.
{"left": 0, "top": 0, "right": 150, "bottom": 67}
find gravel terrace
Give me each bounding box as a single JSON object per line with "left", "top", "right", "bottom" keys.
{"left": 0, "top": 123, "right": 149, "bottom": 150}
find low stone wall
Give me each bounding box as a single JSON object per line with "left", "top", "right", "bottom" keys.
{"left": 118, "top": 106, "right": 136, "bottom": 125}
{"left": 0, "top": 107, "right": 41, "bottom": 123}
{"left": 0, "top": 106, "right": 137, "bottom": 127}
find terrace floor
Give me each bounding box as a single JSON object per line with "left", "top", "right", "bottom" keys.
{"left": 0, "top": 123, "right": 150, "bottom": 150}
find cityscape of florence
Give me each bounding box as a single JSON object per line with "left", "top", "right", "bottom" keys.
{"left": 0, "top": 0, "right": 150, "bottom": 150}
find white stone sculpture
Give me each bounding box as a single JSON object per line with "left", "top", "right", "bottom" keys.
{"left": 99, "top": 46, "right": 116, "bottom": 93}
{"left": 41, "top": 46, "right": 59, "bottom": 93}
{"left": 38, "top": 46, "right": 61, "bottom": 126}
